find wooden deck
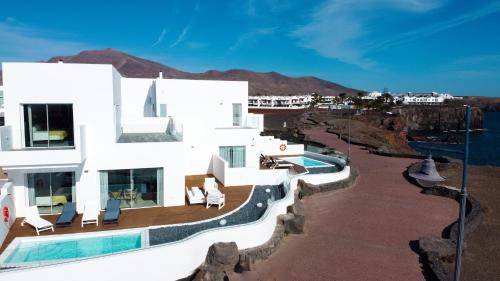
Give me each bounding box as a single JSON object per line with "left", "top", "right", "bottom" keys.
{"left": 0, "top": 175, "right": 252, "bottom": 254}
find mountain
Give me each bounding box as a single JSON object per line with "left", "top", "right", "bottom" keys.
{"left": 1, "top": 48, "right": 360, "bottom": 95}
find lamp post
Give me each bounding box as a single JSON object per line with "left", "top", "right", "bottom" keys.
{"left": 348, "top": 105, "right": 351, "bottom": 161}
{"left": 453, "top": 105, "right": 471, "bottom": 281}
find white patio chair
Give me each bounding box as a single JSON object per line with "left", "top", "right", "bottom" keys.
{"left": 21, "top": 206, "right": 54, "bottom": 235}
{"left": 203, "top": 177, "right": 219, "bottom": 195}
{"left": 81, "top": 201, "right": 100, "bottom": 227}
{"left": 206, "top": 190, "right": 225, "bottom": 210}
{"left": 186, "top": 186, "right": 206, "bottom": 205}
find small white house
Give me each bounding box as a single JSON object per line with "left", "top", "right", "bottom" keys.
{"left": 0, "top": 62, "right": 302, "bottom": 217}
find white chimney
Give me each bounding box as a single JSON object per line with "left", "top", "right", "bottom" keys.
{"left": 159, "top": 71, "right": 163, "bottom": 79}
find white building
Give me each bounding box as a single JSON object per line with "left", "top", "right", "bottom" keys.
{"left": 248, "top": 94, "right": 340, "bottom": 109}
{"left": 0, "top": 85, "right": 4, "bottom": 125}
{"left": 0, "top": 62, "right": 302, "bottom": 218}
{"left": 394, "top": 92, "right": 459, "bottom": 105}
{"left": 361, "top": 91, "right": 382, "bottom": 100}
{"left": 248, "top": 95, "right": 312, "bottom": 108}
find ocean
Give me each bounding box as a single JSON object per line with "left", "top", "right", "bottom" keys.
{"left": 409, "top": 111, "right": 500, "bottom": 166}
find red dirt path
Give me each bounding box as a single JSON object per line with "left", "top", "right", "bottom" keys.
{"left": 231, "top": 127, "right": 458, "bottom": 281}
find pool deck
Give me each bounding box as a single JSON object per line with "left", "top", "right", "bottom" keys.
{"left": 0, "top": 175, "right": 252, "bottom": 255}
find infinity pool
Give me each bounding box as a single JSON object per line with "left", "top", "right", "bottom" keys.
{"left": 280, "top": 156, "right": 332, "bottom": 167}
{"left": 4, "top": 232, "right": 142, "bottom": 265}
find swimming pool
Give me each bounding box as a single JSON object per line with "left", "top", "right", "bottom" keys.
{"left": 280, "top": 156, "right": 332, "bottom": 167}
{"left": 3, "top": 231, "right": 142, "bottom": 265}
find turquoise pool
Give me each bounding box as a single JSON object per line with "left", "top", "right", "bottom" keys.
{"left": 4, "top": 232, "right": 142, "bottom": 264}
{"left": 280, "top": 156, "right": 331, "bottom": 167}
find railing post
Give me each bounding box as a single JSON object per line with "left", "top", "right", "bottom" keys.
{"left": 453, "top": 105, "right": 471, "bottom": 281}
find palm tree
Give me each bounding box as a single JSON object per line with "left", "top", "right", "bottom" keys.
{"left": 338, "top": 93, "right": 347, "bottom": 103}
{"left": 382, "top": 93, "right": 393, "bottom": 103}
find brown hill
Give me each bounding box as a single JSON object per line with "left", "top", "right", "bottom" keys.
{"left": 1, "top": 48, "right": 359, "bottom": 96}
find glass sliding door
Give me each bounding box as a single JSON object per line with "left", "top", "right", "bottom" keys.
{"left": 24, "top": 104, "right": 48, "bottom": 147}
{"left": 23, "top": 104, "right": 74, "bottom": 148}
{"left": 219, "top": 146, "right": 246, "bottom": 168}
{"left": 27, "top": 172, "right": 75, "bottom": 214}
{"left": 100, "top": 168, "right": 163, "bottom": 209}
{"left": 232, "top": 103, "right": 242, "bottom": 126}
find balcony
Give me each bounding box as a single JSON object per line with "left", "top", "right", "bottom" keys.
{"left": 215, "top": 113, "right": 263, "bottom": 131}
{"left": 0, "top": 125, "right": 86, "bottom": 169}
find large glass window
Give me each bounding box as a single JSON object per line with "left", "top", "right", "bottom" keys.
{"left": 27, "top": 172, "right": 75, "bottom": 214}
{"left": 219, "top": 146, "right": 246, "bottom": 168}
{"left": 100, "top": 168, "right": 163, "bottom": 209}
{"left": 23, "top": 104, "right": 74, "bottom": 148}
{"left": 232, "top": 103, "right": 242, "bottom": 126}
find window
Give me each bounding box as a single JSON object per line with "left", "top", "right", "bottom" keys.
{"left": 23, "top": 104, "right": 74, "bottom": 148}
{"left": 99, "top": 168, "right": 164, "bottom": 209}
{"left": 219, "top": 146, "right": 246, "bottom": 168}
{"left": 27, "top": 172, "right": 75, "bottom": 214}
{"left": 159, "top": 104, "right": 167, "bottom": 117}
{"left": 232, "top": 103, "right": 242, "bottom": 126}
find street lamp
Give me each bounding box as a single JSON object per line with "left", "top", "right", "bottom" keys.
{"left": 453, "top": 104, "right": 471, "bottom": 281}
{"left": 407, "top": 105, "right": 471, "bottom": 281}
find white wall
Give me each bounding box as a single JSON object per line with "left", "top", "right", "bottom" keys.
{"left": 0, "top": 182, "right": 15, "bottom": 246}
{"left": 155, "top": 79, "right": 251, "bottom": 176}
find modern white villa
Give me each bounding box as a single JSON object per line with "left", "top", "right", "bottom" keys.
{"left": 0, "top": 62, "right": 350, "bottom": 280}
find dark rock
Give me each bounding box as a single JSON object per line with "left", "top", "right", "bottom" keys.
{"left": 419, "top": 236, "right": 456, "bottom": 259}
{"left": 237, "top": 216, "right": 286, "bottom": 272}
{"left": 206, "top": 242, "right": 239, "bottom": 272}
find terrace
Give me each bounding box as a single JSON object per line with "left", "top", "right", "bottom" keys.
{"left": 0, "top": 175, "right": 252, "bottom": 255}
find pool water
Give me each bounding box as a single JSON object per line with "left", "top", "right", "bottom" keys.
{"left": 280, "top": 156, "right": 331, "bottom": 167}
{"left": 5, "top": 232, "right": 142, "bottom": 264}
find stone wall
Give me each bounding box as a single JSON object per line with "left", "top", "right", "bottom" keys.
{"left": 413, "top": 178, "right": 483, "bottom": 281}
{"left": 187, "top": 166, "right": 359, "bottom": 280}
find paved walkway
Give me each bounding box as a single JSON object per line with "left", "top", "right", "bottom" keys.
{"left": 231, "top": 128, "right": 457, "bottom": 281}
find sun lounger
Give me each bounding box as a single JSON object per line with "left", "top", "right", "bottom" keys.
{"left": 186, "top": 186, "right": 206, "bottom": 204}
{"left": 56, "top": 202, "right": 77, "bottom": 227}
{"left": 21, "top": 206, "right": 54, "bottom": 235}
{"left": 206, "top": 190, "right": 225, "bottom": 210}
{"left": 81, "top": 201, "right": 100, "bottom": 227}
{"left": 203, "top": 177, "right": 219, "bottom": 195}
{"left": 103, "top": 199, "right": 121, "bottom": 224}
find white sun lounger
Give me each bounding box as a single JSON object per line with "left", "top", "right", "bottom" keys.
{"left": 186, "top": 186, "right": 206, "bottom": 204}
{"left": 81, "top": 202, "right": 100, "bottom": 227}
{"left": 206, "top": 190, "right": 225, "bottom": 210}
{"left": 21, "top": 206, "right": 54, "bottom": 235}
{"left": 203, "top": 177, "right": 219, "bottom": 195}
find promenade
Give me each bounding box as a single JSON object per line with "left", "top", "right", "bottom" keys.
{"left": 232, "top": 127, "right": 457, "bottom": 281}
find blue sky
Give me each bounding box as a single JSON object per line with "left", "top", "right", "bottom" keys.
{"left": 0, "top": 0, "right": 499, "bottom": 96}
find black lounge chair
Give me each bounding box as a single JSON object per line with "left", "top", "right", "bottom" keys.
{"left": 56, "top": 202, "right": 77, "bottom": 227}
{"left": 103, "top": 199, "right": 121, "bottom": 224}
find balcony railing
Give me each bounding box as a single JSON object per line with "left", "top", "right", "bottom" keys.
{"left": 0, "top": 125, "right": 86, "bottom": 168}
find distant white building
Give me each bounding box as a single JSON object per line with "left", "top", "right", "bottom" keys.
{"left": 394, "top": 92, "right": 459, "bottom": 105}
{"left": 249, "top": 94, "right": 340, "bottom": 109}
{"left": 361, "top": 91, "right": 382, "bottom": 100}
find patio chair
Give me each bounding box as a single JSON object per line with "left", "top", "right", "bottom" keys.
{"left": 206, "top": 190, "right": 225, "bottom": 210}
{"left": 203, "top": 177, "right": 219, "bottom": 195}
{"left": 21, "top": 206, "right": 54, "bottom": 235}
{"left": 273, "top": 162, "right": 294, "bottom": 169}
{"left": 103, "top": 199, "right": 121, "bottom": 224}
{"left": 81, "top": 201, "right": 100, "bottom": 227}
{"left": 56, "top": 202, "right": 77, "bottom": 227}
{"left": 186, "top": 186, "right": 206, "bottom": 205}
